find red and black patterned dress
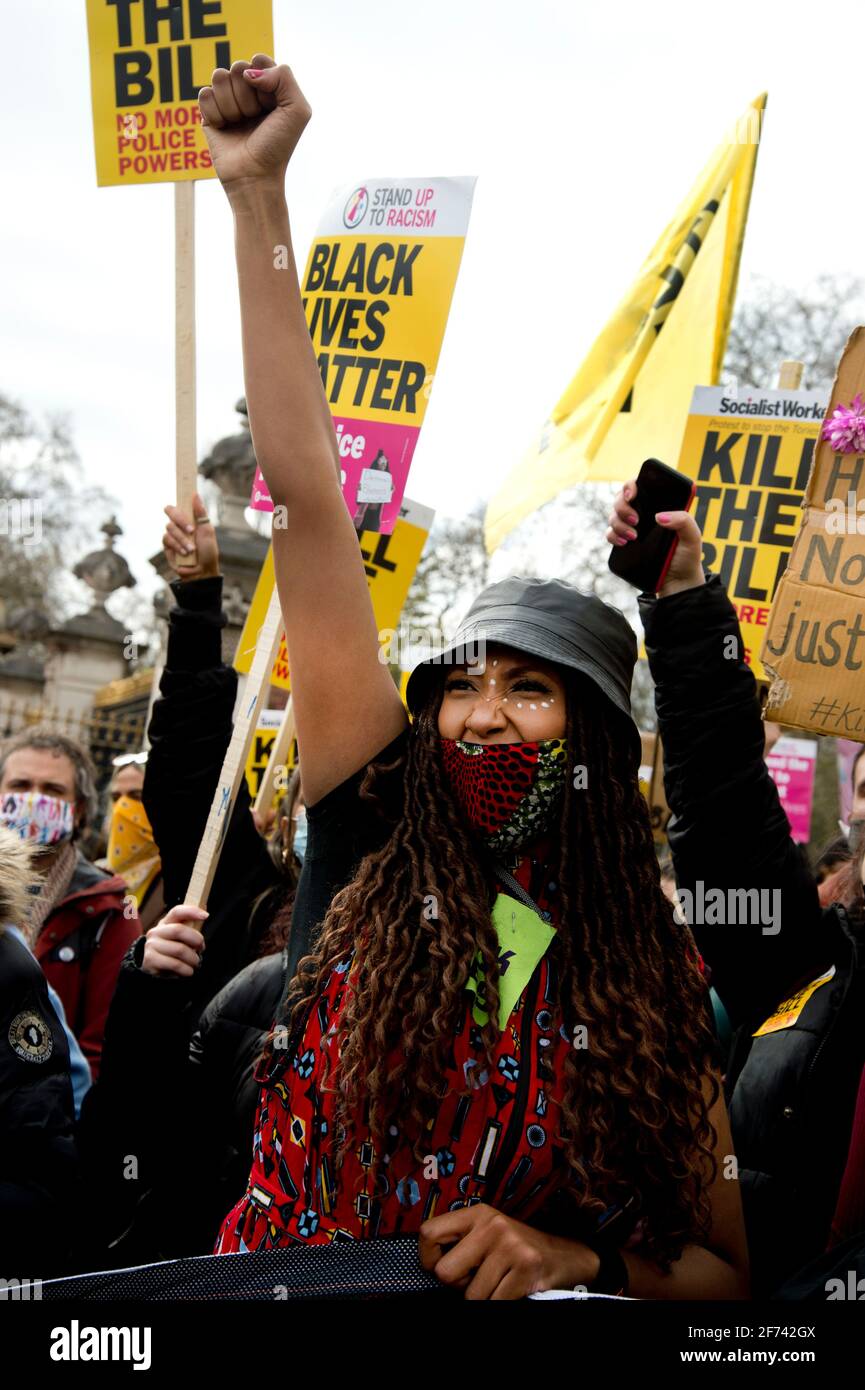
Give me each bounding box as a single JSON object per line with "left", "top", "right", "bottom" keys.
{"left": 215, "top": 853, "right": 625, "bottom": 1252}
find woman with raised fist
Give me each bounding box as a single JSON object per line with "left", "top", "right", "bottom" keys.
{"left": 191, "top": 57, "right": 748, "bottom": 1301}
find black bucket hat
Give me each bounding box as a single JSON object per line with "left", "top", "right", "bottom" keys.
{"left": 405, "top": 576, "right": 640, "bottom": 759}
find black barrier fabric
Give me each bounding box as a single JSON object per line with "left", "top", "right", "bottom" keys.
{"left": 41, "top": 1238, "right": 448, "bottom": 1301}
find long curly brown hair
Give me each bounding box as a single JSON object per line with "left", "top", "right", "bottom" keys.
{"left": 276, "top": 669, "right": 721, "bottom": 1265}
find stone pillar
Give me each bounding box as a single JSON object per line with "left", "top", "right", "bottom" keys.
{"left": 0, "top": 606, "right": 48, "bottom": 705}
{"left": 41, "top": 518, "right": 135, "bottom": 718}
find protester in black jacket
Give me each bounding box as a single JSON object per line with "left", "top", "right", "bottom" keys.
{"left": 0, "top": 827, "right": 78, "bottom": 1276}
{"left": 143, "top": 496, "right": 286, "bottom": 1018}
{"left": 611, "top": 481, "right": 865, "bottom": 1297}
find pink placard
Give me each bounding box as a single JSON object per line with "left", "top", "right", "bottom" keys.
{"left": 836, "top": 738, "right": 864, "bottom": 825}
{"left": 766, "top": 737, "right": 818, "bottom": 844}
{"left": 251, "top": 417, "right": 419, "bottom": 536}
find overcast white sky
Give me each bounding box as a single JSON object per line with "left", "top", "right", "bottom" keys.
{"left": 2, "top": 0, "right": 863, "bottom": 604}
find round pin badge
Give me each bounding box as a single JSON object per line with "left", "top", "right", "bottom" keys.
{"left": 8, "top": 1011, "right": 54, "bottom": 1064}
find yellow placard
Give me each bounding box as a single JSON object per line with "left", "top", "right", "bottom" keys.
{"left": 677, "top": 386, "right": 825, "bottom": 680}
{"left": 251, "top": 178, "right": 476, "bottom": 531}
{"left": 234, "top": 496, "right": 434, "bottom": 689}
{"left": 244, "top": 710, "right": 295, "bottom": 800}
{"left": 85, "top": 0, "right": 274, "bottom": 186}
{"left": 753, "top": 967, "right": 835, "bottom": 1037}
{"left": 302, "top": 237, "right": 467, "bottom": 432}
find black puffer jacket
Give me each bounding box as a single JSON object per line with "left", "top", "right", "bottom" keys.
{"left": 0, "top": 926, "right": 78, "bottom": 1274}
{"left": 189, "top": 947, "right": 288, "bottom": 1215}
{"left": 642, "top": 575, "right": 865, "bottom": 1296}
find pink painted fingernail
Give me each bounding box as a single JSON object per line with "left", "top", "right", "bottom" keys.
{"left": 656, "top": 512, "right": 671, "bottom": 524}
{"left": 245, "top": 68, "right": 263, "bottom": 77}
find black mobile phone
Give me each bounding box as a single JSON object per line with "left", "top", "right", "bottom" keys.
{"left": 607, "top": 458, "right": 696, "bottom": 592}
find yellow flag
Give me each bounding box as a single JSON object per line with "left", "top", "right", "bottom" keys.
{"left": 484, "top": 94, "right": 767, "bottom": 553}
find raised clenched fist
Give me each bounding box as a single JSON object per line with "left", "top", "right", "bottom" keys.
{"left": 199, "top": 55, "right": 311, "bottom": 191}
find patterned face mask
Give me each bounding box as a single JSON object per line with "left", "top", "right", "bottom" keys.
{"left": 0, "top": 791, "right": 75, "bottom": 848}
{"left": 439, "top": 737, "right": 567, "bottom": 855}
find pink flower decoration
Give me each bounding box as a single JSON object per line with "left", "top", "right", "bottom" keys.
{"left": 822, "top": 392, "right": 865, "bottom": 454}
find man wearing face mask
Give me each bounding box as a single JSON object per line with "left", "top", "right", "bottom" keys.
{"left": 0, "top": 729, "right": 140, "bottom": 1080}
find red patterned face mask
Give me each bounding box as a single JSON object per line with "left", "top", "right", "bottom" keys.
{"left": 439, "top": 738, "right": 567, "bottom": 854}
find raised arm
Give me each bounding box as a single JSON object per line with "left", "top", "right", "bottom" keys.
{"left": 607, "top": 484, "right": 831, "bottom": 1027}
{"left": 200, "top": 57, "right": 406, "bottom": 805}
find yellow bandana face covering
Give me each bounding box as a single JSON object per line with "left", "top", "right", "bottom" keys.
{"left": 107, "top": 795, "right": 161, "bottom": 904}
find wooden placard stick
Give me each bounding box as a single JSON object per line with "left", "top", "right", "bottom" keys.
{"left": 185, "top": 587, "right": 284, "bottom": 910}
{"left": 253, "top": 696, "right": 297, "bottom": 819}
{"left": 776, "top": 359, "right": 804, "bottom": 389}
{"left": 175, "top": 180, "right": 198, "bottom": 570}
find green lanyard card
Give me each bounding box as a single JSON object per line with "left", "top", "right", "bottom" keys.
{"left": 465, "top": 892, "right": 555, "bottom": 1029}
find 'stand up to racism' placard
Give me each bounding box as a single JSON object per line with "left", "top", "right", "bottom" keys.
{"left": 763, "top": 328, "right": 865, "bottom": 738}
{"left": 85, "top": 0, "right": 274, "bottom": 186}
{"left": 677, "top": 386, "right": 825, "bottom": 680}
{"left": 251, "top": 178, "right": 475, "bottom": 532}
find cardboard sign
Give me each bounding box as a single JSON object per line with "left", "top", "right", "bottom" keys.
{"left": 640, "top": 732, "right": 671, "bottom": 845}
{"left": 85, "top": 0, "right": 274, "bottom": 186}
{"left": 234, "top": 496, "right": 434, "bottom": 690}
{"left": 764, "top": 329, "right": 865, "bottom": 737}
{"left": 766, "top": 735, "right": 818, "bottom": 844}
{"left": 676, "top": 386, "right": 826, "bottom": 679}
{"left": 250, "top": 177, "right": 475, "bottom": 531}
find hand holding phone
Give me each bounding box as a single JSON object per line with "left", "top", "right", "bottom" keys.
{"left": 607, "top": 459, "right": 704, "bottom": 596}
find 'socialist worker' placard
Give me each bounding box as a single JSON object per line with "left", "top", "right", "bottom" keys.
{"left": 245, "top": 709, "right": 287, "bottom": 799}
{"left": 677, "top": 386, "right": 826, "bottom": 680}
{"left": 85, "top": 0, "right": 274, "bottom": 186}
{"left": 251, "top": 177, "right": 476, "bottom": 533}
